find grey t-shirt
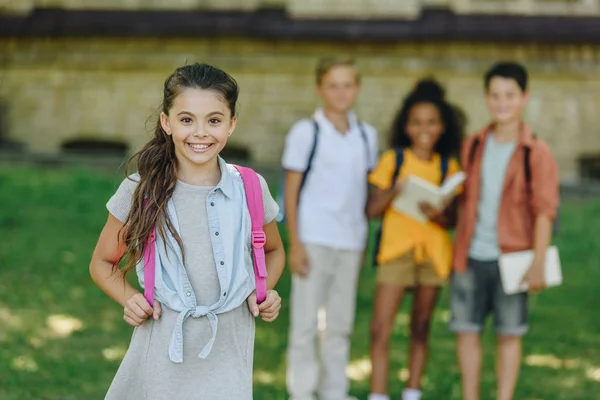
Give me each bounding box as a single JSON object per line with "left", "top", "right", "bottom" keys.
{"left": 468, "top": 134, "right": 517, "bottom": 261}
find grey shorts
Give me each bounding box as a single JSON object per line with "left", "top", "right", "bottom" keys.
{"left": 449, "top": 258, "right": 528, "bottom": 336}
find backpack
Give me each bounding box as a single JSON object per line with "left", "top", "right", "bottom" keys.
{"left": 275, "top": 119, "right": 370, "bottom": 223}
{"left": 371, "top": 148, "right": 450, "bottom": 267}
{"left": 142, "top": 165, "right": 268, "bottom": 306}
{"left": 467, "top": 135, "right": 560, "bottom": 234}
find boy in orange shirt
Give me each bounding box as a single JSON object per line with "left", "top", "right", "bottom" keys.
{"left": 450, "top": 62, "right": 560, "bottom": 400}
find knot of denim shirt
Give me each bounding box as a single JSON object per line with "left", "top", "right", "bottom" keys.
{"left": 168, "top": 305, "right": 218, "bottom": 364}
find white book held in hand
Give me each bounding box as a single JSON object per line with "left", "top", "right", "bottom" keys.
{"left": 391, "top": 171, "right": 466, "bottom": 224}
{"left": 499, "top": 246, "right": 563, "bottom": 295}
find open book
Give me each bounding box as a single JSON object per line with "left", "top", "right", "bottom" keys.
{"left": 499, "top": 246, "right": 563, "bottom": 295}
{"left": 391, "top": 171, "right": 466, "bottom": 223}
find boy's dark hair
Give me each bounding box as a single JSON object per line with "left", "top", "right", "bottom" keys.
{"left": 315, "top": 56, "right": 360, "bottom": 85}
{"left": 484, "top": 62, "right": 528, "bottom": 92}
{"left": 389, "top": 78, "right": 464, "bottom": 158}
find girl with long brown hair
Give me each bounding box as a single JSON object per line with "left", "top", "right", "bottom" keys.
{"left": 89, "top": 63, "right": 285, "bottom": 399}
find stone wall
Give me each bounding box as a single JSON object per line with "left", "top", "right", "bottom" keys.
{"left": 2, "top": 37, "right": 600, "bottom": 180}
{"left": 1, "top": 0, "right": 598, "bottom": 17}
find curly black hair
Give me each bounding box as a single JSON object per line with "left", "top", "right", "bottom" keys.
{"left": 389, "top": 78, "right": 465, "bottom": 158}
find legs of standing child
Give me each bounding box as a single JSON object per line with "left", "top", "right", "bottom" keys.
{"left": 456, "top": 332, "right": 482, "bottom": 400}
{"left": 403, "top": 257, "right": 443, "bottom": 400}
{"left": 406, "top": 285, "right": 440, "bottom": 394}
{"left": 494, "top": 264, "right": 528, "bottom": 400}
{"left": 496, "top": 335, "right": 521, "bottom": 400}
{"left": 450, "top": 261, "right": 484, "bottom": 400}
{"left": 287, "top": 244, "right": 362, "bottom": 400}
{"left": 450, "top": 259, "right": 528, "bottom": 400}
{"left": 370, "top": 250, "right": 443, "bottom": 400}
{"left": 319, "top": 247, "right": 363, "bottom": 400}
{"left": 288, "top": 244, "right": 334, "bottom": 400}
{"left": 370, "top": 283, "right": 406, "bottom": 399}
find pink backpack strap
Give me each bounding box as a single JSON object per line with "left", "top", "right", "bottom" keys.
{"left": 142, "top": 166, "right": 268, "bottom": 306}
{"left": 233, "top": 165, "right": 268, "bottom": 304}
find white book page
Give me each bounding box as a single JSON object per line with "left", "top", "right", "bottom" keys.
{"left": 440, "top": 171, "right": 466, "bottom": 197}
{"left": 391, "top": 175, "right": 442, "bottom": 223}
{"left": 391, "top": 172, "right": 466, "bottom": 223}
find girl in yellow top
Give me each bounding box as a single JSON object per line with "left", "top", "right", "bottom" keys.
{"left": 367, "top": 80, "right": 464, "bottom": 400}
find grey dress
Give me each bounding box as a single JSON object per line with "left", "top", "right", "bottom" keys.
{"left": 104, "top": 176, "right": 278, "bottom": 400}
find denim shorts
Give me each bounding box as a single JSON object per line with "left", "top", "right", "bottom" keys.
{"left": 449, "top": 258, "right": 528, "bottom": 336}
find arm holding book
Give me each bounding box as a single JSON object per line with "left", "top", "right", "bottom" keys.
{"left": 419, "top": 196, "right": 459, "bottom": 229}
{"left": 418, "top": 159, "right": 464, "bottom": 228}
{"left": 523, "top": 215, "right": 553, "bottom": 292}
{"left": 521, "top": 141, "right": 560, "bottom": 293}
{"left": 367, "top": 150, "right": 404, "bottom": 219}
{"left": 367, "top": 180, "right": 404, "bottom": 219}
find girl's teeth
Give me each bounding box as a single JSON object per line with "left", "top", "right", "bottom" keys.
{"left": 190, "top": 144, "right": 209, "bottom": 149}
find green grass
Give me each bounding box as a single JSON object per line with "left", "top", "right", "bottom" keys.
{"left": 1, "top": 165, "right": 599, "bottom": 399}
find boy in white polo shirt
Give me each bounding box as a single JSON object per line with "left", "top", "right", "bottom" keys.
{"left": 282, "top": 56, "right": 379, "bottom": 400}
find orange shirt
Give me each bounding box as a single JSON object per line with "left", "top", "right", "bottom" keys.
{"left": 369, "top": 149, "right": 461, "bottom": 279}
{"left": 452, "top": 124, "right": 560, "bottom": 272}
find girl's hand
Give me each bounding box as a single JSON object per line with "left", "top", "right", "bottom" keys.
{"left": 124, "top": 293, "right": 162, "bottom": 327}
{"left": 419, "top": 201, "right": 442, "bottom": 220}
{"left": 247, "top": 290, "right": 281, "bottom": 322}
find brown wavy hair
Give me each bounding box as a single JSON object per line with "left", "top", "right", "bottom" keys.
{"left": 118, "top": 63, "right": 239, "bottom": 274}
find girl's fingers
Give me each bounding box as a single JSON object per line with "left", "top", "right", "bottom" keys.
{"left": 125, "top": 309, "right": 144, "bottom": 324}
{"left": 270, "top": 297, "right": 282, "bottom": 312}
{"left": 247, "top": 292, "right": 260, "bottom": 317}
{"left": 262, "top": 300, "right": 281, "bottom": 314}
{"left": 133, "top": 295, "right": 154, "bottom": 316}
{"left": 153, "top": 301, "right": 162, "bottom": 320}
{"left": 124, "top": 314, "right": 142, "bottom": 326}
{"left": 260, "top": 302, "right": 282, "bottom": 320}
{"left": 135, "top": 296, "right": 155, "bottom": 316}
{"left": 123, "top": 293, "right": 154, "bottom": 325}
{"left": 258, "top": 299, "right": 273, "bottom": 311}
{"left": 261, "top": 311, "right": 279, "bottom": 320}
{"left": 130, "top": 303, "right": 151, "bottom": 320}
{"left": 258, "top": 291, "right": 280, "bottom": 311}
{"left": 261, "top": 311, "right": 280, "bottom": 322}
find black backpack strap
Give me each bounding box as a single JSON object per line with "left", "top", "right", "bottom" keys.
{"left": 358, "top": 122, "right": 372, "bottom": 173}
{"left": 467, "top": 137, "right": 480, "bottom": 169}
{"left": 523, "top": 146, "right": 532, "bottom": 184}
{"left": 523, "top": 134, "right": 536, "bottom": 185}
{"left": 299, "top": 119, "right": 320, "bottom": 191}
{"left": 392, "top": 148, "right": 404, "bottom": 185}
{"left": 440, "top": 156, "right": 450, "bottom": 184}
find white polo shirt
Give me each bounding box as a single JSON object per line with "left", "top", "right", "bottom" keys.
{"left": 281, "top": 108, "right": 379, "bottom": 251}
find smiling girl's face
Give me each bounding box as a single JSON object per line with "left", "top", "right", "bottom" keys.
{"left": 160, "top": 87, "right": 236, "bottom": 169}
{"left": 405, "top": 102, "right": 444, "bottom": 155}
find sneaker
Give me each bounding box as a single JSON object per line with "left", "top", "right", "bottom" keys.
{"left": 402, "top": 388, "right": 422, "bottom": 400}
